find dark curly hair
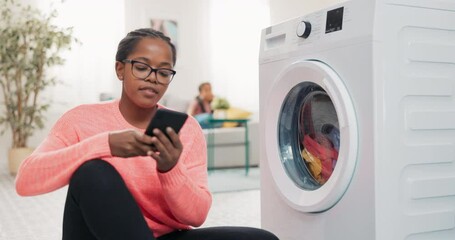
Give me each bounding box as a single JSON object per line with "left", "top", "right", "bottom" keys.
{"left": 115, "top": 28, "right": 176, "bottom": 65}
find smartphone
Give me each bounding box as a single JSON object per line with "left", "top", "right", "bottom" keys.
{"left": 145, "top": 109, "right": 188, "bottom": 140}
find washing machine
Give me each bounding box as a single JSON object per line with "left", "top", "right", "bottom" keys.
{"left": 259, "top": 0, "right": 455, "bottom": 239}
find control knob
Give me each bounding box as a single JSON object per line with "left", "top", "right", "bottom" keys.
{"left": 296, "top": 21, "right": 311, "bottom": 39}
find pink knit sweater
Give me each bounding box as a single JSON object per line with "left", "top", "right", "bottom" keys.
{"left": 15, "top": 100, "right": 212, "bottom": 237}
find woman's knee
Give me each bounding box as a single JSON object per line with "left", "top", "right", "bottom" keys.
{"left": 179, "top": 226, "right": 279, "bottom": 240}
{"left": 233, "top": 227, "right": 279, "bottom": 240}
{"left": 69, "top": 159, "right": 120, "bottom": 191}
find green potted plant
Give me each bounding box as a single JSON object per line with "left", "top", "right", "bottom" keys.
{"left": 211, "top": 97, "right": 230, "bottom": 119}
{"left": 0, "top": 0, "right": 75, "bottom": 174}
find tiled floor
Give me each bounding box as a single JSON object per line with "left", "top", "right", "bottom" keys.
{"left": 202, "top": 190, "right": 261, "bottom": 229}
{"left": 0, "top": 167, "right": 260, "bottom": 240}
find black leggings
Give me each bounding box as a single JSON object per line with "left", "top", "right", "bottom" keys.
{"left": 63, "top": 159, "right": 279, "bottom": 240}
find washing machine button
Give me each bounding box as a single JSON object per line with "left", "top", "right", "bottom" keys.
{"left": 296, "top": 21, "right": 312, "bottom": 39}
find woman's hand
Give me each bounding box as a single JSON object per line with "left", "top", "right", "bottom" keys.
{"left": 149, "top": 127, "right": 183, "bottom": 173}
{"left": 108, "top": 130, "right": 154, "bottom": 158}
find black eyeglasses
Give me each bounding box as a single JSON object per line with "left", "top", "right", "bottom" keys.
{"left": 122, "top": 59, "right": 176, "bottom": 85}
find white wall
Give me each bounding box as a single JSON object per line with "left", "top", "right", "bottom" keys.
{"left": 269, "top": 0, "right": 345, "bottom": 25}
{"left": 209, "top": 0, "right": 270, "bottom": 116}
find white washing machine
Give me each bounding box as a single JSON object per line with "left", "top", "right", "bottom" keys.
{"left": 259, "top": 0, "right": 455, "bottom": 239}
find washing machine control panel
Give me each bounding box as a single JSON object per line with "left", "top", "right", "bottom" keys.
{"left": 295, "top": 7, "right": 345, "bottom": 41}
{"left": 296, "top": 21, "right": 311, "bottom": 38}
{"left": 260, "top": 0, "right": 373, "bottom": 63}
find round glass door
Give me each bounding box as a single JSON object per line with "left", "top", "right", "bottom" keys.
{"left": 278, "top": 82, "right": 340, "bottom": 191}
{"left": 263, "top": 60, "right": 358, "bottom": 212}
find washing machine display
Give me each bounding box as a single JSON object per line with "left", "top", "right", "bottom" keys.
{"left": 325, "top": 7, "right": 344, "bottom": 33}
{"left": 279, "top": 82, "right": 339, "bottom": 191}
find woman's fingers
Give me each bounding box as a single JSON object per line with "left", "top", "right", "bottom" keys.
{"left": 152, "top": 128, "right": 173, "bottom": 148}
{"left": 137, "top": 135, "right": 156, "bottom": 155}
{"left": 149, "top": 128, "right": 183, "bottom": 172}
{"left": 166, "top": 127, "right": 183, "bottom": 150}
{"left": 135, "top": 132, "right": 154, "bottom": 145}
{"left": 109, "top": 130, "right": 142, "bottom": 157}
{"left": 151, "top": 135, "right": 168, "bottom": 156}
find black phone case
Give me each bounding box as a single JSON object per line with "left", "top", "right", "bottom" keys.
{"left": 145, "top": 109, "right": 188, "bottom": 139}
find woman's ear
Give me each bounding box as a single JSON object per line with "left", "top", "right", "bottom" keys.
{"left": 115, "top": 61, "right": 125, "bottom": 81}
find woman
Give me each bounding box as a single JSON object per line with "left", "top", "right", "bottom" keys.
{"left": 15, "top": 28, "right": 278, "bottom": 240}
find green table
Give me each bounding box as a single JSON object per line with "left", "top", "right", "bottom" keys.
{"left": 206, "top": 118, "right": 250, "bottom": 175}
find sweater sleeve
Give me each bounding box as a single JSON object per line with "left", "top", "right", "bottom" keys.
{"left": 15, "top": 111, "right": 112, "bottom": 196}
{"left": 157, "top": 117, "right": 212, "bottom": 227}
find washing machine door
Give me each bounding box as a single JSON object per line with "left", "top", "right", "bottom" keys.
{"left": 265, "top": 60, "right": 358, "bottom": 212}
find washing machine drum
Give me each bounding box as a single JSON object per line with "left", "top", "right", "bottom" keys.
{"left": 265, "top": 60, "right": 357, "bottom": 212}
{"left": 279, "top": 85, "right": 340, "bottom": 190}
